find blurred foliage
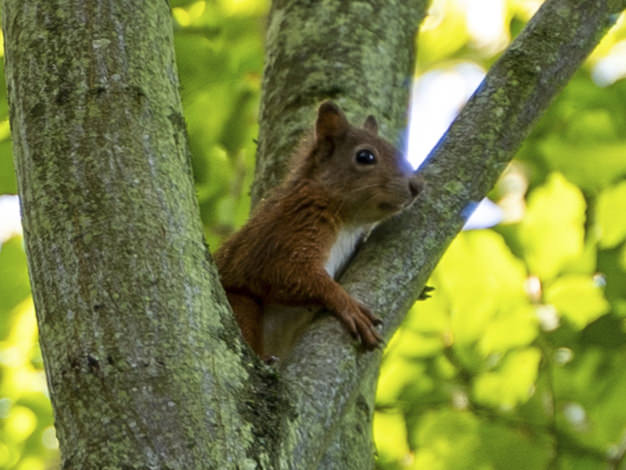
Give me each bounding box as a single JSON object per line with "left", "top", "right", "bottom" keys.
{"left": 0, "top": 240, "right": 57, "bottom": 469}
{"left": 0, "top": 0, "right": 624, "bottom": 469}
{"left": 171, "top": 0, "right": 268, "bottom": 247}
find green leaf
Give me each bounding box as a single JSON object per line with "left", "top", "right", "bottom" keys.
{"left": 393, "top": 329, "right": 445, "bottom": 359}
{"left": 478, "top": 304, "right": 538, "bottom": 355}
{"left": 0, "top": 237, "right": 30, "bottom": 338}
{"left": 473, "top": 347, "right": 541, "bottom": 409}
{"left": 412, "top": 410, "right": 480, "bottom": 470}
{"left": 595, "top": 180, "right": 626, "bottom": 248}
{"left": 406, "top": 278, "right": 450, "bottom": 334}
{"left": 545, "top": 275, "right": 610, "bottom": 329}
{"left": 0, "top": 137, "right": 17, "bottom": 195}
{"left": 377, "top": 355, "right": 430, "bottom": 405}
{"left": 435, "top": 230, "right": 527, "bottom": 345}
{"left": 517, "top": 75, "right": 626, "bottom": 195}
{"left": 519, "top": 173, "right": 586, "bottom": 280}
{"left": 373, "top": 411, "right": 410, "bottom": 464}
{"left": 412, "top": 409, "right": 551, "bottom": 470}
{"left": 535, "top": 136, "right": 626, "bottom": 196}
{"left": 417, "top": 4, "right": 470, "bottom": 69}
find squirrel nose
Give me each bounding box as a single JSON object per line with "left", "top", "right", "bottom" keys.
{"left": 408, "top": 174, "right": 424, "bottom": 198}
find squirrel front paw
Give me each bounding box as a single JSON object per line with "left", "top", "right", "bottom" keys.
{"left": 334, "top": 299, "right": 383, "bottom": 349}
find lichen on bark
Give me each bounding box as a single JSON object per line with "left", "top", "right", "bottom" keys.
{"left": 2, "top": 1, "right": 255, "bottom": 468}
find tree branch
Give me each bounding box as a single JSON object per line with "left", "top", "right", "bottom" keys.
{"left": 278, "top": 0, "right": 623, "bottom": 467}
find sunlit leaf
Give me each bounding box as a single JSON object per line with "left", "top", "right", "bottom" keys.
{"left": 393, "top": 329, "right": 446, "bottom": 359}
{"left": 417, "top": 1, "right": 471, "bottom": 69}
{"left": 551, "top": 348, "right": 626, "bottom": 455}
{"left": 435, "top": 230, "right": 527, "bottom": 345}
{"left": 373, "top": 411, "right": 410, "bottom": 464}
{"left": 557, "top": 455, "right": 607, "bottom": 470}
{"left": 539, "top": 141, "right": 626, "bottom": 194}
{"left": 545, "top": 275, "right": 610, "bottom": 329}
{"left": 377, "top": 356, "right": 429, "bottom": 405}
{"left": 517, "top": 74, "right": 626, "bottom": 194}
{"left": 519, "top": 173, "right": 586, "bottom": 280}
{"left": 0, "top": 237, "right": 30, "bottom": 337}
{"left": 473, "top": 347, "right": 541, "bottom": 409}
{"left": 15, "top": 456, "right": 46, "bottom": 470}
{"left": 4, "top": 405, "right": 36, "bottom": 443}
{"left": 0, "top": 138, "right": 16, "bottom": 195}
{"left": 412, "top": 409, "right": 480, "bottom": 469}
{"left": 595, "top": 180, "right": 626, "bottom": 248}
{"left": 561, "top": 236, "right": 597, "bottom": 276}
{"left": 406, "top": 279, "right": 451, "bottom": 335}
{"left": 411, "top": 450, "right": 443, "bottom": 470}
{"left": 478, "top": 303, "right": 538, "bottom": 355}
{"left": 584, "top": 371, "right": 626, "bottom": 450}
{"left": 412, "top": 408, "right": 551, "bottom": 470}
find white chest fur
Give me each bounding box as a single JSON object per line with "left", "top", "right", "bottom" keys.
{"left": 324, "top": 226, "right": 368, "bottom": 278}
{"left": 263, "top": 225, "right": 371, "bottom": 359}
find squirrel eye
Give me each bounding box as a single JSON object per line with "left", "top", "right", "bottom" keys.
{"left": 355, "top": 149, "right": 376, "bottom": 165}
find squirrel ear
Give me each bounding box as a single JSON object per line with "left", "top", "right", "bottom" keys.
{"left": 363, "top": 115, "right": 378, "bottom": 134}
{"left": 315, "top": 101, "right": 349, "bottom": 141}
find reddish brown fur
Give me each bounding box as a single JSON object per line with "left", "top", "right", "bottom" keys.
{"left": 214, "top": 101, "right": 423, "bottom": 357}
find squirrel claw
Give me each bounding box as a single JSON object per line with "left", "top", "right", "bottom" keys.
{"left": 419, "top": 285, "right": 435, "bottom": 300}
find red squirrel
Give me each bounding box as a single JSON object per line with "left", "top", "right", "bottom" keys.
{"left": 215, "top": 101, "right": 423, "bottom": 359}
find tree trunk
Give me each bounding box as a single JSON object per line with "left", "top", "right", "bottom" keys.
{"left": 1, "top": 1, "right": 257, "bottom": 468}
{"left": 1, "top": 0, "right": 623, "bottom": 469}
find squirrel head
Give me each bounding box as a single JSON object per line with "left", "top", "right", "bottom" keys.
{"left": 292, "top": 101, "right": 423, "bottom": 224}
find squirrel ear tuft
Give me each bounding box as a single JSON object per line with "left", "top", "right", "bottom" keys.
{"left": 316, "top": 101, "right": 349, "bottom": 140}
{"left": 363, "top": 115, "right": 378, "bottom": 134}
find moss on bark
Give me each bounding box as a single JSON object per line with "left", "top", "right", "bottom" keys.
{"left": 1, "top": 1, "right": 257, "bottom": 468}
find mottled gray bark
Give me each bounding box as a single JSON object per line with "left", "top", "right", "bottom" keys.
{"left": 315, "top": 363, "right": 379, "bottom": 470}
{"left": 1, "top": 1, "right": 258, "bottom": 468}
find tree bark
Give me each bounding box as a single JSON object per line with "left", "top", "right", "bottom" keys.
{"left": 2, "top": 0, "right": 623, "bottom": 469}
{"left": 1, "top": 1, "right": 258, "bottom": 468}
